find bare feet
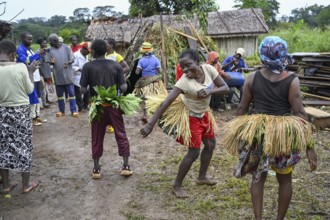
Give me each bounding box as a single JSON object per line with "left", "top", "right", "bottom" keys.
{"left": 2, "top": 183, "right": 17, "bottom": 193}
{"left": 172, "top": 186, "right": 188, "bottom": 198}
{"left": 196, "top": 178, "right": 217, "bottom": 186}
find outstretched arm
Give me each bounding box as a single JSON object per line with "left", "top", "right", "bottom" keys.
{"left": 140, "top": 87, "right": 182, "bottom": 137}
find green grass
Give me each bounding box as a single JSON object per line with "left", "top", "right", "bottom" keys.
{"left": 260, "top": 23, "right": 330, "bottom": 53}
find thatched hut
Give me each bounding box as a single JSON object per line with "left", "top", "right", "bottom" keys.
{"left": 86, "top": 8, "right": 269, "bottom": 57}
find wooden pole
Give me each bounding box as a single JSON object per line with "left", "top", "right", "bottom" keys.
{"left": 167, "top": 27, "right": 198, "bottom": 41}
{"left": 302, "top": 92, "right": 330, "bottom": 101}
{"left": 160, "top": 13, "right": 168, "bottom": 87}
{"left": 186, "top": 19, "right": 209, "bottom": 53}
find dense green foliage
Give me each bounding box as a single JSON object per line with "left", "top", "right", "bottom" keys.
{"left": 286, "top": 4, "right": 330, "bottom": 28}
{"left": 234, "top": 0, "right": 280, "bottom": 26}
{"left": 261, "top": 21, "right": 330, "bottom": 53}
{"left": 89, "top": 85, "right": 142, "bottom": 123}
{"left": 128, "top": 0, "right": 218, "bottom": 32}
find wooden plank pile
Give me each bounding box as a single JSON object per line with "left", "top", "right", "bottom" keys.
{"left": 287, "top": 52, "right": 330, "bottom": 97}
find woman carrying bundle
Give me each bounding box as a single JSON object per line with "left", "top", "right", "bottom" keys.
{"left": 222, "top": 36, "right": 317, "bottom": 220}
{"left": 140, "top": 49, "right": 229, "bottom": 198}
{"left": 134, "top": 42, "right": 167, "bottom": 123}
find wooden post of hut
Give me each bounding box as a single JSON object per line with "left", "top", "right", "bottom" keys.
{"left": 160, "top": 13, "right": 168, "bottom": 87}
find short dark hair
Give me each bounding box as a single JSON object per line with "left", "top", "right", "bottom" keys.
{"left": 106, "top": 38, "right": 116, "bottom": 47}
{"left": 70, "top": 35, "right": 77, "bottom": 41}
{"left": 20, "top": 32, "right": 31, "bottom": 41}
{"left": 91, "top": 39, "right": 108, "bottom": 57}
{"left": 179, "top": 49, "right": 200, "bottom": 62}
{"left": 0, "top": 40, "right": 17, "bottom": 55}
{"left": 37, "top": 38, "right": 46, "bottom": 45}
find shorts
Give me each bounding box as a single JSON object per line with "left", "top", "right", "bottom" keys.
{"left": 177, "top": 111, "right": 215, "bottom": 148}
{"left": 271, "top": 165, "right": 294, "bottom": 175}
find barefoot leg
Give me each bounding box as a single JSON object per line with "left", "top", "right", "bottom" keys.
{"left": 276, "top": 172, "right": 292, "bottom": 220}
{"left": 251, "top": 172, "right": 267, "bottom": 220}
{"left": 0, "top": 168, "right": 10, "bottom": 190}
{"left": 198, "top": 138, "right": 215, "bottom": 180}
{"left": 173, "top": 148, "right": 199, "bottom": 196}
{"left": 172, "top": 186, "right": 188, "bottom": 198}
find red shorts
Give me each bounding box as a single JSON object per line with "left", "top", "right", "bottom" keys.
{"left": 177, "top": 112, "right": 215, "bottom": 148}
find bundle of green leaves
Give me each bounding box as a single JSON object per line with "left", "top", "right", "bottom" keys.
{"left": 89, "top": 85, "right": 142, "bottom": 124}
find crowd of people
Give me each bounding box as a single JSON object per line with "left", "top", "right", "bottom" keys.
{"left": 0, "top": 34, "right": 318, "bottom": 219}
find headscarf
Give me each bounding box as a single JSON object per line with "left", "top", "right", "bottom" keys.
{"left": 259, "top": 36, "right": 293, "bottom": 74}
{"left": 206, "top": 51, "right": 226, "bottom": 78}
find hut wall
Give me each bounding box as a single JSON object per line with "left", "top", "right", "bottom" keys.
{"left": 214, "top": 36, "right": 258, "bottom": 57}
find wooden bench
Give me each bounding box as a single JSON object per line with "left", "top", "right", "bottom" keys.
{"left": 304, "top": 106, "right": 330, "bottom": 130}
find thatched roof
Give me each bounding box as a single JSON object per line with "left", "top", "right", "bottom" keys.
{"left": 86, "top": 8, "right": 268, "bottom": 43}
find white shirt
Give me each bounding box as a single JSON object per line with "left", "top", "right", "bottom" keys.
{"left": 27, "top": 49, "right": 41, "bottom": 82}
{"left": 72, "top": 50, "right": 89, "bottom": 87}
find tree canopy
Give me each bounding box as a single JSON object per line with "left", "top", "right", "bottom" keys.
{"left": 128, "top": 0, "right": 218, "bottom": 32}
{"left": 234, "top": 0, "right": 279, "bottom": 26}
{"left": 289, "top": 4, "right": 330, "bottom": 27}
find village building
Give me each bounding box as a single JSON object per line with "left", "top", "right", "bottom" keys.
{"left": 86, "top": 8, "right": 269, "bottom": 57}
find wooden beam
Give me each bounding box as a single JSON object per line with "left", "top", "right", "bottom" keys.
{"left": 186, "top": 19, "right": 209, "bottom": 53}
{"left": 251, "top": 8, "right": 268, "bottom": 32}
{"left": 303, "top": 100, "right": 330, "bottom": 106}
{"left": 216, "top": 11, "right": 230, "bottom": 33}
{"left": 160, "top": 13, "right": 168, "bottom": 87}
{"left": 184, "top": 27, "right": 198, "bottom": 50}
{"left": 302, "top": 92, "right": 330, "bottom": 101}
{"left": 167, "top": 27, "right": 198, "bottom": 41}
{"left": 304, "top": 106, "right": 330, "bottom": 129}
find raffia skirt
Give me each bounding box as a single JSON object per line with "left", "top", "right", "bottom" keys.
{"left": 0, "top": 105, "right": 33, "bottom": 172}
{"left": 133, "top": 75, "right": 167, "bottom": 98}
{"left": 146, "top": 94, "right": 217, "bottom": 146}
{"left": 221, "top": 114, "right": 314, "bottom": 181}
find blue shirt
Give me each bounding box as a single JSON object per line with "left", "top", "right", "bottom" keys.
{"left": 16, "top": 44, "right": 40, "bottom": 64}
{"left": 222, "top": 56, "right": 247, "bottom": 72}
{"left": 137, "top": 55, "right": 161, "bottom": 77}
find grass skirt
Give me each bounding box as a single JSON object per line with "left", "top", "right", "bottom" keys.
{"left": 133, "top": 75, "right": 167, "bottom": 97}
{"left": 146, "top": 94, "right": 217, "bottom": 146}
{"left": 221, "top": 114, "right": 314, "bottom": 157}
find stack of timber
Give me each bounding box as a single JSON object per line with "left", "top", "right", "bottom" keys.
{"left": 287, "top": 52, "right": 330, "bottom": 98}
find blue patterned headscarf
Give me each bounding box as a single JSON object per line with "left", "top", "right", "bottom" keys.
{"left": 259, "top": 36, "right": 293, "bottom": 74}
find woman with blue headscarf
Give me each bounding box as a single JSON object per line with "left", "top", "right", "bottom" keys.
{"left": 222, "top": 36, "right": 317, "bottom": 219}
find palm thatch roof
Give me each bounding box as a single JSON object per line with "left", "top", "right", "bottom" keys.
{"left": 86, "top": 8, "right": 268, "bottom": 43}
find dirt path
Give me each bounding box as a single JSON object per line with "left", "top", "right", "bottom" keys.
{"left": 0, "top": 103, "right": 188, "bottom": 219}
{"left": 1, "top": 103, "right": 329, "bottom": 220}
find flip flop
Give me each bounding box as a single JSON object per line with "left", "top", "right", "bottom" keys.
{"left": 22, "top": 181, "right": 39, "bottom": 194}
{"left": 2, "top": 183, "right": 17, "bottom": 193}
{"left": 92, "top": 168, "right": 101, "bottom": 179}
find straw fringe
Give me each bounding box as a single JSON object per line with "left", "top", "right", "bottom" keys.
{"left": 133, "top": 80, "right": 167, "bottom": 97}
{"left": 221, "top": 114, "right": 313, "bottom": 157}
{"left": 146, "top": 94, "right": 217, "bottom": 146}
